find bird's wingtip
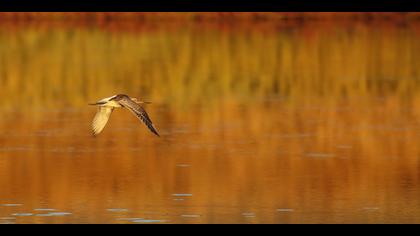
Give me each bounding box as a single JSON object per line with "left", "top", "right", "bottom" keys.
{"left": 151, "top": 125, "right": 160, "bottom": 137}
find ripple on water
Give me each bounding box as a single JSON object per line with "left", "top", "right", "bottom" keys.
{"left": 0, "top": 147, "right": 32, "bottom": 152}
{"left": 242, "top": 213, "right": 256, "bottom": 218}
{"left": 35, "top": 212, "right": 72, "bottom": 217}
{"left": 116, "top": 217, "right": 145, "bottom": 223}
{"left": 132, "top": 219, "right": 166, "bottom": 223}
{"left": 362, "top": 207, "right": 379, "bottom": 211}
{"left": 181, "top": 214, "right": 200, "bottom": 218}
{"left": 305, "top": 153, "right": 335, "bottom": 158}
{"left": 1, "top": 204, "right": 23, "bottom": 207}
{"left": 276, "top": 208, "right": 294, "bottom": 212}
{"left": 12, "top": 213, "right": 33, "bottom": 216}
{"left": 172, "top": 193, "right": 192, "bottom": 197}
{"left": 34, "top": 208, "right": 56, "bottom": 212}
{"left": 0, "top": 221, "right": 15, "bottom": 224}
{"left": 271, "top": 133, "right": 314, "bottom": 139}
{"left": 176, "top": 164, "right": 191, "bottom": 168}
{"left": 107, "top": 208, "right": 129, "bottom": 212}
{"left": 117, "top": 218, "right": 144, "bottom": 221}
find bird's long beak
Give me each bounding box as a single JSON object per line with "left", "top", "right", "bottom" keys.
{"left": 139, "top": 101, "right": 152, "bottom": 104}
{"left": 88, "top": 102, "right": 106, "bottom": 106}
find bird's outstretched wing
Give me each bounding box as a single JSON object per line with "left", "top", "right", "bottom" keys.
{"left": 118, "top": 97, "right": 160, "bottom": 136}
{"left": 92, "top": 106, "right": 114, "bottom": 136}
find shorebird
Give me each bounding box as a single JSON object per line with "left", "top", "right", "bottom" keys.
{"left": 89, "top": 94, "right": 159, "bottom": 137}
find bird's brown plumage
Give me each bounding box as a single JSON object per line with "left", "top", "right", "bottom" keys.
{"left": 117, "top": 96, "right": 160, "bottom": 137}
{"left": 90, "top": 94, "right": 159, "bottom": 137}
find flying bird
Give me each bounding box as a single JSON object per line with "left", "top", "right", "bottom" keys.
{"left": 89, "top": 94, "right": 159, "bottom": 137}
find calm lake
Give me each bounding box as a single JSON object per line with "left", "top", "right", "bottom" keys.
{"left": 1, "top": 19, "right": 420, "bottom": 223}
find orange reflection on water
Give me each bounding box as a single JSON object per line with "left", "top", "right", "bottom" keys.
{"left": 0, "top": 96, "right": 420, "bottom": 223}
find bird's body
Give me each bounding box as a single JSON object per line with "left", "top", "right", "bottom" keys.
{"left": 89, "top": 94, "right": 159, "bottom": 137}
{"left": 93, "top": 95, "right": 122, "bottom": 108}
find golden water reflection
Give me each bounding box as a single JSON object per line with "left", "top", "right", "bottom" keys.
{"left": 1, "top": 20, "right": 420, "bottom": 223}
